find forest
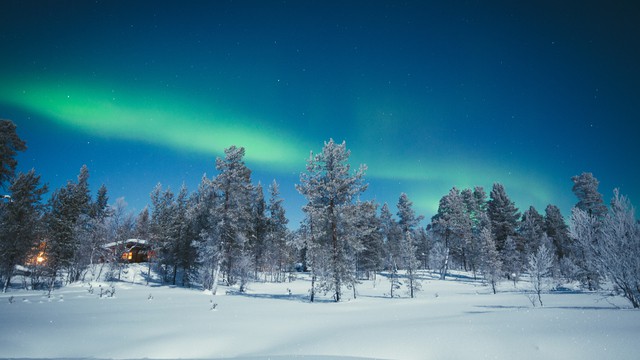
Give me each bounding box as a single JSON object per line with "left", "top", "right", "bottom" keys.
{"left": 1, "top": 119, "right": 639, "bottom": 308}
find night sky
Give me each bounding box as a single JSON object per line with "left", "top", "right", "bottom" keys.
{"left": 1, "top": 1, "right": 638, "bottom": 225}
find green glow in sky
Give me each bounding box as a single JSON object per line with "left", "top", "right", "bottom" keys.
{"left": 1, "top": 78, "right": 309, "bottom": 169}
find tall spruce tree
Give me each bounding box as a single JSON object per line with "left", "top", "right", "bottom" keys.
{"left": 214, "top": 146, "right": 254, "bottom": 287}
{"left": 544, "top": 204, "right": 570, "bottom": 260}
{"left": 431, "top": 187, "right": 471, "bottom": 279}
{"left": 354, "top": 201, "right": 384, "bottom": 280}
{"left": 380, "top": 202, "right": 402, "bottom": 297}
{"left": 296, "top": 139, "right": 367, "bottom": 302}
{"left": 265, "top": 180, "right": 290, "bottom": 282}
{"left": 250, "top": 182, "right": 268, "bottom": 279}
{"left": 518, "top": 206, "right": 545, "bottom": 259}
{"left": 396, "top": 193, "right": 422, "bottom": 297}
{"left": 0, "top": 170, "right": 47, "bottom": 292}
{"left": 571, "top": 172, "right": 607, "bottom": 220}
{"left": 487, "top": 183, "right": 520, "bottom": 252}
{"left": 44, "top": 166, "right": 92, "bottom": 290}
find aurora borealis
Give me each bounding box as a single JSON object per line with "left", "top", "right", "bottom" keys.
{"left": 1, "top": 1, "right": 639, "bottom": 224}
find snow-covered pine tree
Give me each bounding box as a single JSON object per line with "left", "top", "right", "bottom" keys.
{"left": 430, "top": 187, "right": 472, "bottom": 279}
{"left": 174, "top": 184, "right": 199, "bottom": 287}
{"left": 354, "top": 201, "right": 384, "bottom": 280}
{"left": 296, "top": 139, "right": 367, "bottom": 302}
{"left": 192, "top": 174, "right": 222, "bottom": 291}
{"left": 380, "top": 202, "right": 402, "bottom": 296}
{"left": 84, "top": 184, "right": 112, "bottom": 277}
{"left": 0, "top": 170, "right": 48, "bottom": 292}
{"left": 214, "top": 146, "right": 254, "bottom": 287}
{"left": 401, "top": 230, "right": 421, "bottom": 298}
{"left": 396, "top": 193, "right": 422, "bottom": 297}
{"left": 487, "top": 183, "right": 520, "bottom": 253}
{"left": 149, "top": 184, "right": 176, "bottom": 283}
{"left": 249, "top": 182, "right": 268, "bottom": 279}
{"left": 44, "top": 165, "right": 92, "bottom": 290}
{"left": 265, "top": 180, "right": 290, "bottom": 282}
{"left": 415, "top": 227, "right": 431, "bottom": 270}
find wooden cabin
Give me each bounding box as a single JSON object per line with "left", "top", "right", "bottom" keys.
{"left": 103, "top": 239, "right": 152, "bottom": 263}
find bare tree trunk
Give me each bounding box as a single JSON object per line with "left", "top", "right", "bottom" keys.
{"left": 3, "top": 276, "right": 10, "bottom": 293}
{"left": 440, "top": 247, "right": 450, "bottom": 280}
{"left": 211, "top": 261, "right": 221, "bottom": 295}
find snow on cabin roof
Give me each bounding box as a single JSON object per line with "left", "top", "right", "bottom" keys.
{"left": 102, "top": 238, "right": 148, "bottom": 249}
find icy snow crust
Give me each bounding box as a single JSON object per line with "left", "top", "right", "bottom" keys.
{"left": 1, "top": 265, "right": 639, "bottom": 360}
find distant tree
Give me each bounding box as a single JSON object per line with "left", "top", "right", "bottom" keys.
{"left": 296, "top": 139, "right": 367, "bottom": 302}
{"left": 135, "top": 206, "right": 151, "bottom": 240}
{"left": 0, "top": 120, "right": 27, "bottom": 187}
{"left": 380, "top": 202, "right": 402, "bottom": 296}
{"left": 107, "top": 197, "right": 136, "bottom": 281}
{"left": 395, "top": 193, "right": 422, "bottom": 298}
{"left": 353, "top": 201, "right": 384, "bottom": 281}
{"left": 397, "top": 193, "right": 423, "bottom": 234}
{"left": 401, "top": 230, "right": 421, "bottom": 298}
{"left": 0, "top": 170, "right": 47, "bottom": 292}
{"left": 173, "top": 185, "right": 198, "bottom": 287}
{"left": 149, "top": 184, "right": 176, "bottom": 283}
{"left": 527, "top": 241, "right": 555, "bottom": 307}
{"left": 571, "top": 172, "right": 607, "bottom": 220}
{"left": 502, "top": 236, "right": 520, "bottom": 285}
{"left": 462, "top": 187, "right": 487, "bottom": 277}
{"left": 487, "top": 183, "right": 520, "bottom": 252}
{"left": 479, "top": 227, "right": 502, "bottom": 294}
{"left": 81, "top": 184, "right": 112, "bottom": 281}
{"left": 544, "top": 204, "right": 571, "bottom": 260}
{"left": 518, "top": 206, "right": 545, "bottom": 253}
{"left": 414, "top": 226, "right": 431, "bottom": 270}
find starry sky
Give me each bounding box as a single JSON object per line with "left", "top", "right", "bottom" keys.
{"left": 1, "top": 1, "right": 638, "bottom": 225}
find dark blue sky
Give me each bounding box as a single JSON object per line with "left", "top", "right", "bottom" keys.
{"left": 1, "top": 1, "right": 638, "bottom": 225}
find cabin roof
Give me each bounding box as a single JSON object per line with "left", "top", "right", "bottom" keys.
{"left": 102, "top": 238, "right": 149, "bottom": 249}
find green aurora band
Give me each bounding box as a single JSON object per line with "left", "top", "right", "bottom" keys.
{"left": 0, "top": 79, "right": 310, "bottom": 169}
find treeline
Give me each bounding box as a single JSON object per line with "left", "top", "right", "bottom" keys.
{"left": 1, "top": 120, "right": 639, "bottom": 308}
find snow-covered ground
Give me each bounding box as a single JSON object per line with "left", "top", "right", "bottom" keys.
{"left": 1, "top": 265, "right": 639, "bottom": 360}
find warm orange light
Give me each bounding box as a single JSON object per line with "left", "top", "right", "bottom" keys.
{"left": 36, "top": 255, "right": 45, "bottom": 263}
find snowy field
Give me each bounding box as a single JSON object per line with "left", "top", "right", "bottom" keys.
{"left": 1, "top": 265, "right": 639, "bottom": 360}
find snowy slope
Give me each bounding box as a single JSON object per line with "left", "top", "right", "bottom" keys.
{"left": 1, "top": 268, "right": 638, "bottom": 360}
